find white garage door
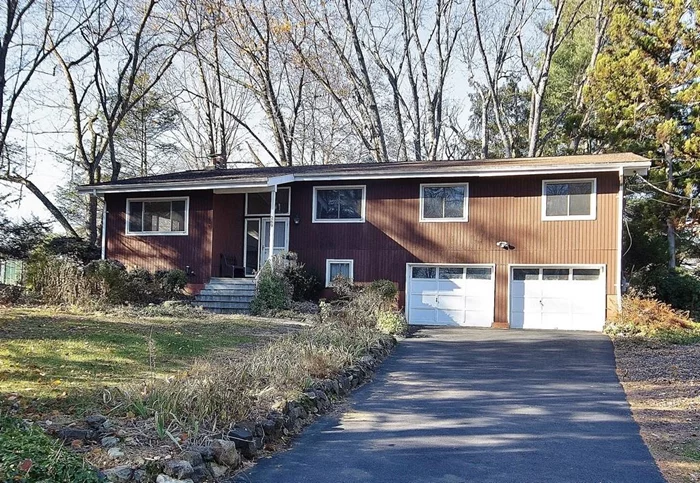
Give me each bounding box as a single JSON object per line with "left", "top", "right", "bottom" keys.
{"left": 510, "top": 266, "right": 606, "bottom": 331}
{"left": 407, "top": 265, "right": 495, "bottom": 326}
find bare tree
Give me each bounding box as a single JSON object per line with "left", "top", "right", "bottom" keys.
{"left": 0, "top": 0, "right": 103, "bottom": 237}
{"left": 517, "top": 0, "right": 587, "bottom": 157}
{"left": 53, "top": 0, "right": 194, "bottom": 244}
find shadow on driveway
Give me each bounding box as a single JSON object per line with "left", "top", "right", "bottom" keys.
{"left": 233, "top": 327, "right": 664, "bottom": 483}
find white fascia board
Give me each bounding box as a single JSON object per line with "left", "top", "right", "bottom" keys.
{"left": 77, "top": 180, "right": 270, "bottom": 195}
{"left": 293, "top": 163, "right": 652, "bottom": 182}
{"left": 267, "top": 174, "right": 295, "bottom": 186}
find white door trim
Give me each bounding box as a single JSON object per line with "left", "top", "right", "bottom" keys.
{"left": 405, "top": 263, "right": 496, "bottom": 326}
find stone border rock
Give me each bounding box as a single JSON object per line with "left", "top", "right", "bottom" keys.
{"left": 99, "top": 336, "right": 397, "bottom": 482}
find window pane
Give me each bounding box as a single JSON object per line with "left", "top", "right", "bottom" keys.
{"left": 513, "top": 269, "right": 539, "bottom": 281}
{"left": 543, "top": 269, "right": 569, "bottom": 280}
{"left": 412, "top": 267, "right": 436, "bottom": 279}
{"left": 143, "top": 201, "right": 172, "bottom": 232}
{"left": 465, "top": 267, "right": 491, "bottom": 280}
{"left": 573, "top": 269, "right": 600, "bottom": 280}
{"left": 439, "top": 267, "right": 463, "bottom": 279}
{"left": 247, "top": 188, "right": 290, "bottom": 215}
{"left": 262, "top": 221, "right": 287, "bottom": 248}
{"left": 338, "top": 189, "right": 362, "bottom": 219}
{"left": 128, "top": 202, "right": 143, "bottom": 232}
{"left": 423, "top": 197, "right": 443, "bottom": 218}
{"left": 330, "top": 262, "right": 350, "bottom": 280}
{"left": 568, "top": 183, "right": 592, "bottom": 216}
{"left": 171, "top": 200, "right": 186, "bottom": 231}
{"left": 245, "top": 220, "right": 260, "bottom": 276}
{"left": 316, "top": 189, "right": 338, "bottom": 219}
{"left": 316, "top": 188, "right": 363, "bottom": 220}
{"left": 444, "top": 187, "right": 465, "bottom": 218}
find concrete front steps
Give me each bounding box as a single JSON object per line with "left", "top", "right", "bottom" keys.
{"left": 195, "top": 278, "right": 256, "bottom": 314}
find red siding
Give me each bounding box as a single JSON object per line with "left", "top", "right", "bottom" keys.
{"left": 288, "top": 173, "right": 619, "bottom": 324}
{"left": 104, "top": 191, "right": 214, "bottom": 288}
{"left": 211, "top": 194, "right": 246, "bottom": 277}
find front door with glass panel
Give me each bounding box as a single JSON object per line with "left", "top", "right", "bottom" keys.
{"left": 244, "top": 218, "right": 289, "bottom": 276}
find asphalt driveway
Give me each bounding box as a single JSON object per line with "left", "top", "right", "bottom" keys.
{"left": 234, "top": 328, "right": 664, "bottom": 483}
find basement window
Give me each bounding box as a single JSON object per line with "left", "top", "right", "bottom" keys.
{"left": 126, "top": 197, "right": 189, "bottom": 235}
{"left": 326, "top": 259, "right": 354, "bottom": 287}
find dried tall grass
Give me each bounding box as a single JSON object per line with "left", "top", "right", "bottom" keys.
{"left": 606, "top": 295, "right": 699, "bottom": 340}
{"left": 124, "top": 317, "right": 389, "bottom": 428}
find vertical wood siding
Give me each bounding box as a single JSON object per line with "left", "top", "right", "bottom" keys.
{"left": 211, "top": 193, "right": 246, "bottom": 277}
{"left": 105, "top": 191, "right": 214, "bottom": 286}
{"left": 288, "top": 172, "right": 619, "bottom": 324}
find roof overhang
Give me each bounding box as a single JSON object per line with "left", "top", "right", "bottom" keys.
{"left": 76, "top": 160, "right": 650, "bottom": 195}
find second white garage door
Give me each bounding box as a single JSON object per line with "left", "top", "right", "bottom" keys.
{"left": 509, "top": 266, "right": 606, "bottom": 331}
{"left": 407, "top": 264, "right": 495, "bottom": 326}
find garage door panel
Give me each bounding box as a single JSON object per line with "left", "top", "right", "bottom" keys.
{"left": 437, "top": 279, "right": 466, "bottom": 291}
{"left": 411, "top": 280, "right": 438, "bottom": 293}
{"left": 410, "top": 308, "right": 437, "bottom": 324}
{"left": 436, "top": 309, "right": 464, "bottom": 325}
{"left": 437, "top": 294, "right": 465, "bottom": 310}
{"left": 409, "top": 294, "right": 439, "bottom": 310}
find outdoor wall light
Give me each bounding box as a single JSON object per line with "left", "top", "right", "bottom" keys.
{"left": 496, "top": 241, "right": 515, "bottom": 250}
{"left": 293, "top": 214, "right": 301, "bottom": 225}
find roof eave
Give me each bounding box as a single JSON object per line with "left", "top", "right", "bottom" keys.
{"left": 77, "top": 161, "right": 650, "bottom": 195}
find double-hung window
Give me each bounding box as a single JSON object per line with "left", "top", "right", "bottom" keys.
{"left": 420, "top": 183, "right": 469, "bottom": 221}
{"left": 126, "top": 198, "right": 189, "bottom": 235}
{"left": 313, "top": 186, "right": 366, "bottom": 223}
{"left": 542, "top": 179, "right": 596, "bottom": 220}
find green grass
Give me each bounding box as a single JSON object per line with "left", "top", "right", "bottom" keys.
{"left": 0, "top": 307, "right": 260, "bottom": 410}
{"left": 681, "top": 442, "right": 700, "bottom": 462}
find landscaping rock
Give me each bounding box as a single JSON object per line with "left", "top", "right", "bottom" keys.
{"left": 208, "top": 462, "right": 228, "bottom": 479}
{"left": 156, "top": 475, "right": 194, "bottom": 483}
{"left": 190, "top": 464, "right": 210, "bottom": 483}
{"left": 133, "top": 469, "right": 147, "bottom": 482}
{"left": 163, "top": 460, "right": 194, "bottom": 479}
{"left": 179, "top": 450, "right": 203, "bottom": 468}
{"left": 85, "top": 414, "right": 107, "bottom": 428}
{"left": 102, "top": 465, "right": 133, "bottom": 482}
{"left": 101, "top": 436, "right": 119, "bottom": 448}
{"left": 107, "top": 447, "right": 124, "bottom": 459}
{"left": 57, "top": 427, "right": 93, "bottom": 442}
{"left": 212, "top": 439, "right": 241, "bottom": 468}
{"left": 190, "top": 445, "right": 215, "bottom": 462}
{"left": 228, "top": 425, "right": 257, "bottom": 459}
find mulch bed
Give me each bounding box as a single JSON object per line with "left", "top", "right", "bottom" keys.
{"left": 614, "top": 338, "right": 700, "bottom": 482}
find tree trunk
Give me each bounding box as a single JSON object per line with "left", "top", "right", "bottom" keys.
{"left": 7, "top": 175, "right": 80, "bottom": 238}
{"left": 664, "top": 142, "right": 676, "bottom": 270}
{"left": 480, "top": 91, "right": 490, "bottom": 159}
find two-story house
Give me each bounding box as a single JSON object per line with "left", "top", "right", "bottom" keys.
{"left": 79, "top": 153, "right": 651, "bottom": 331}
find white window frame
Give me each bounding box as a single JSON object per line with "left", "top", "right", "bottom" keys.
{"left": 245, "top": 187, "right": 291, "bottom": 216}
{"left": 325, "top": 259, "right": 354, "bottom": 287}
{"left": 419, "top": 182, "right": 469, "bottom": 222}
{"left": 541, "top": 178, "right": 597, "bottom": 221}
{"left": 125, "top": 196, "right": 190, "bottom": 236}
{"left": 312, "top": 185, "right": 366, "bottom": 223}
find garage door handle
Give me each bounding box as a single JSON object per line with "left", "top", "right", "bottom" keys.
{"left": 539, "top": 299, "right": 543, "bottom": 307}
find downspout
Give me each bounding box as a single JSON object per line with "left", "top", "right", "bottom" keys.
{"left": 616, "top": 168, "right": 624, "bottom": 312}
{"left": 268, "top": 184, "right": 277, "bottom": 264}
{"left": 95, "top": 190, "right": 107, "bottom": 261}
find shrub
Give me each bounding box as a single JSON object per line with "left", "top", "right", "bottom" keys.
{"left": 84, "top": 259, "right": 129, "bottom": 303}
{"left": 329, "top": 278, "right": 398, "bottom": 327}
{"left": 376, "top": 310, "right": 408, "bottom": 335}
{"left": 629, "top": 266, "right": 700, "bottom": 315}
{"left": 155, "top": 269, "right": 188, "bottom": 295}
{"left": 605, "top": 295, "right": 700, "bottom": 342}
{"left": 0, "top": 284, "right": 22, "bottom": 305}
{"left": 0, "top": 413, "right": 99, "bottom": 483}
{"left": 284, "top": 263, "right": 322, "bottom": 302}
{"left": 43, "top": 236, "right": 100, "bottom": 264}
{"left": 250, "top": 268, "right": 290, "bottom": 315}
{"left": 26, "top": 252, "right": 106, "bottom": 306}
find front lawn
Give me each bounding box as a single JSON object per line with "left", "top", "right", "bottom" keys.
{"left": 0, "top": 307, "right": 294, "bottom": 410}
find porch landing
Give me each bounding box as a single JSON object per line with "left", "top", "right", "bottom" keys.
{"left": 195, "top": 278, "right": 255, "bottom": 314}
